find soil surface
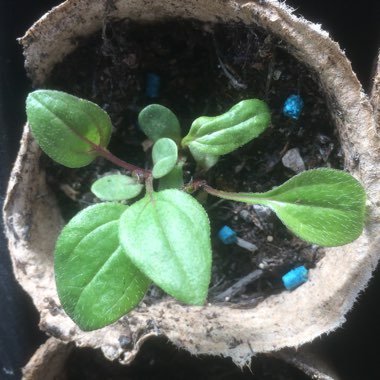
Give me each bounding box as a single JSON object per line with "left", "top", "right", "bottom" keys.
{"left": 45, "top": 20, "right": 341, "bottom": 306}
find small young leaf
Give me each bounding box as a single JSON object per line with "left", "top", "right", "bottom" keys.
{"left": 152, "top": 138, "right": 178, "bottom": 179}
{"left": 138, "top": 104, "right": 181, "bottom": 142}
{"left": 119, "top": 189, "right": 212, "bottom": 305}
{"left": 55, "top": 203, "right": 150, "bottom": 331}
{"left": 158, "top": 161, "right": 185, "bottom": 191}
{"left": 182, "top": 99, "right": 270, "bottom": 167}
{"left": 206, "top": 169, "right": 366, "bottom": 246}
{"left": 26, "top": 90, "right": 112, "bottom": 168}
{"left": 91, "top": 174, "right": 144, "bottom": 201}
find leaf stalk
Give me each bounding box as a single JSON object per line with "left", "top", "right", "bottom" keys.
{"left": 91, "top": 144, "right": 151, "bottom": 178}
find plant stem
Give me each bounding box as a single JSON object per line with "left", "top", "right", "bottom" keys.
{"left": 202, "top": 184, "right": 219, "bottom": 197}
{"left": 145, "top": 175, "right": 154, "bottom": 194}
{"left": 201, "top": 184, "right": 266, "bottom": 205}
{"left": 183, "top": 179, "right": 207, "bottom": 193}
{"left": 91, "top": 144, "right": 151, "bottom": 177}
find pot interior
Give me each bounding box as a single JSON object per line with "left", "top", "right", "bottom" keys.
{"left": 42, "top": 19, "right": 340, "bottom": 305}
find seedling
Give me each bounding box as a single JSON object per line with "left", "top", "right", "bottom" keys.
{"left": 26, "top": 90, "right": 366, "bottom": 331}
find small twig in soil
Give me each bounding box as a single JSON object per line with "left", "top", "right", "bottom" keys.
{"left": 236, "top": 237, "right": 258, "bottom": 253}
{"left": 217, "top": 56, "right": 247, "bottom": 90}
{"left": 213, "top": 36, "right": 247, "bottom": 90}
{"left": 213, "top": 269, "right": 263, "bottom": 302}
{"left": 208, "top": 276, "right": 227, "bottom": 291}
{"left": 264, "top": 49, "right": 276, "bottom": 100}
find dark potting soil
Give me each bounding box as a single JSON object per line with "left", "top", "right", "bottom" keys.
{"left": 63, "top": 337, "right": 310, "bottom": 380}
{"left": 45, "top": 20, "right": 342, "bottom": 306}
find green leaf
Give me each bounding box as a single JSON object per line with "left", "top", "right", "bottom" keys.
{"left": 182, "top": 99, "right": 270, "bottom": 167}
{"left": 158, "top": 161, "right": 185, "bottom": 191}
{"left": 138, "top": 104, "right": 181, "bottom": 143}
{"left": 26, "top": 90, "right": 112, "bottom": 168}
{"left": 206, "top": 169, "right": 366, "bottom": 246}
{"left": 91, "top": 174, "right": 144, "bottom": 201}
{"left": 187, "top": 144, "right": 219, "bottom": 171}
{"left": 152, "top": 138, "right": 178, "bottom": 179}
{"left": 55, "top": 203, "right": 150, "bottom": 331}
{"left": 119, "top": 189, "right": 212, "bottom": 304}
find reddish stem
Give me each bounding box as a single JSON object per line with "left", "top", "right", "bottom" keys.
{"left": 91, "top": 144, "right": 151, "bottom": 178}
{"left": 183, "top": 179, "right": 207, "bottom": 193}
{"left": 201, "top": 184, "right": 220, "bottom": 197}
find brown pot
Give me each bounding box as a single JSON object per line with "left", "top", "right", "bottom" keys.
{"left": 4, "top": 0, "right": 379, "bottom": 366}
{"left": 22, "top": 338, "right": 339, "bottom": 380}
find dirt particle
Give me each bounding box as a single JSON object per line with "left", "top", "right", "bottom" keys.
{"left": 118, "top": 335, "right": 133, "bottom": 349}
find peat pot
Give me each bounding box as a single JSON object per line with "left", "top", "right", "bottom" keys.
{"left": 21, "top": 338, "right": 339, "bottom": 380}
{"left": 4, "top": 0, "right": 380, "bottom": 366}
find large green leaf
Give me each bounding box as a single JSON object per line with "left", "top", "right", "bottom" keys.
{"left": 119, "top": 189, "right": 211, "bottom": 304}
{"left": 55, "top": 203, "right": 150, "bottom": 331}
{"left": 91, "top": 174, "right": 144, "bottom": 201}
{"left": 206, "top": 169, "right": 366, "bottom": 246}
{"left": 152, "top": 138, "right": 178, "bottom": 179}
{"left": 182, "top": 99, "right": 270, "bottom": 167}
{"left": 26, "top": 90, "right": 112, "bottom": 168}
{"left": 138, "top": 104, "right": 181, "bottom": 143}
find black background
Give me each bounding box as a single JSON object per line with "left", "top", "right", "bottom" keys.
{"left": 0, "top": 1, "right": 379, "bottom": 379}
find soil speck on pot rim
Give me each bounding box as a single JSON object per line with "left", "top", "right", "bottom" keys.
{"left": 44, "top": 19, "right": 342, "bottom": 306}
